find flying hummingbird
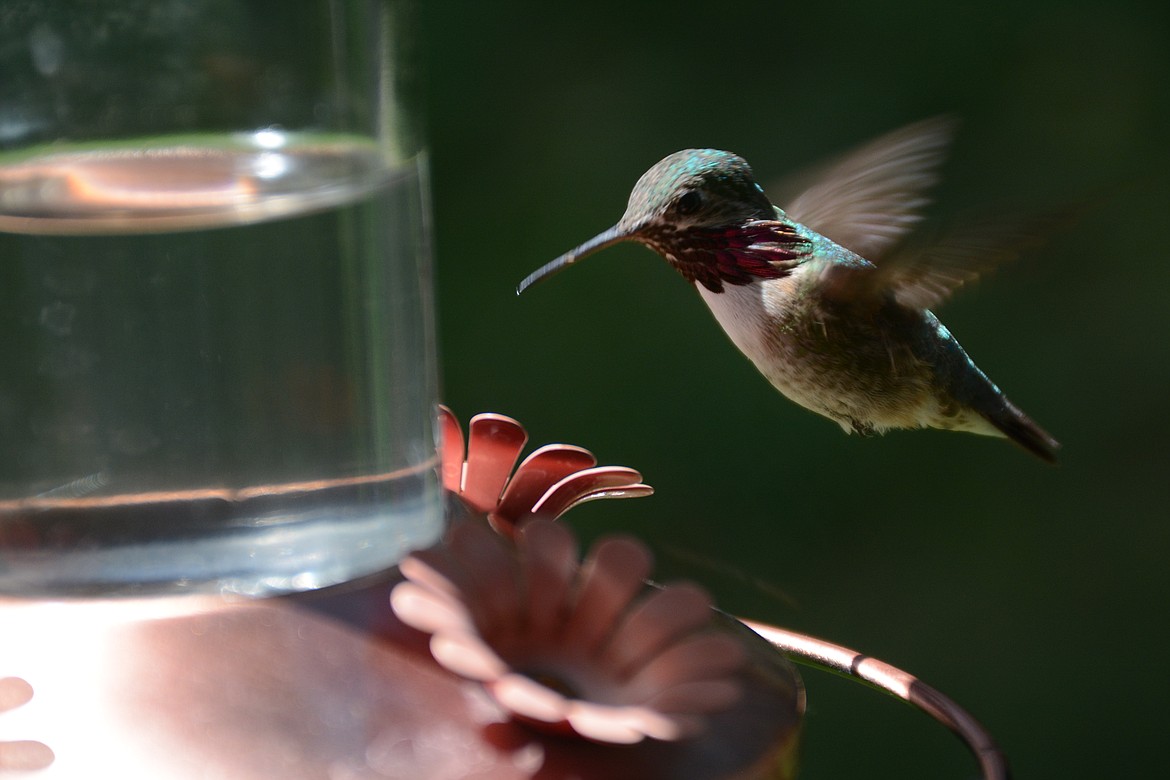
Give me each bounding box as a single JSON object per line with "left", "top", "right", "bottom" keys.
{"left": 517, "top": 118, "right": 1060, "bottom": 462}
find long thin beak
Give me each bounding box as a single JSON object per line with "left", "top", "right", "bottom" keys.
{"left": 516, "top": 225, "right": 633, "bottom": 295}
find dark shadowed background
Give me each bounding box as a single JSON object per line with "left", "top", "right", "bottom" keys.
{"left": 419, "top": 1, "right": 1169, "bottom": 777}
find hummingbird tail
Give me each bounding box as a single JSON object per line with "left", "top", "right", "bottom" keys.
{"left": 986, "top": 403, "right": 1060, "bottom": 464}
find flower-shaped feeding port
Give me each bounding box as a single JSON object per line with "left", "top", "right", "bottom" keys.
{"left": 438, "top": 406, "right": 653, "bottom": 537}
{"left": 391, "top": 518, "right": 747, "bottom": 744}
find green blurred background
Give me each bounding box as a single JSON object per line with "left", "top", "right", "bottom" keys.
{"left": 419, "top": 1, "right": 1168, "bottom": 777}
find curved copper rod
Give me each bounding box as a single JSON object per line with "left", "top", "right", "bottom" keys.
{"left": 740, "top": 617, "right": 1011, "bottom": 780}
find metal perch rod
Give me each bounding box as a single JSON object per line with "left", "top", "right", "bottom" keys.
{"left": 740, "top": 618, "right": 1011, "bottom": 780}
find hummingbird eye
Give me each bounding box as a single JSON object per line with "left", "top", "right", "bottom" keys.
{"left": 675, "top": 190, "right": 703, "bottom": 216}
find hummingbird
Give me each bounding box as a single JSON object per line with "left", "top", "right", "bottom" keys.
{"left": 517, "top": 118, "right": 1060, "bottom": 462}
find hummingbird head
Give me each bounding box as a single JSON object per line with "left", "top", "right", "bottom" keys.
{"left": 618, "top": 148, "right": 774, "bottom": 232}
{"left": 518, "top": 149, "right": 810, "bottom": 295}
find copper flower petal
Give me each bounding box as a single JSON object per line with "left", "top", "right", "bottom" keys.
{"left": 602, "top": 584, "right": 714, "bottom": 675}
{"left": 438, "top": 409, "right": 654, "bottom": 528}
{"left": 437, "top": 405, "right": 466, "bottom": 493}
{"left": 494, "top": 445, "right": 598, "bottom": 531}
{"left": 560, "top": 536, "right": 653, "bottom": 657}
{"left": 516, "top": 519, "right": 580, "bottom": 640}
{"left": 389, "top": 581, "right": 473, "bottom": 636}
{"left": 529, "top": 467, "right": 650, "bottom": 521}
{"left": 398, "top": 546, "right": 462, "bottom": 600}
{"left": 401, "top": 522, "right": 519, "bottom": 635}
{"left": 487, "top": 672, "right": 572, "bottom": 724}
{"left": 431, "top": 631, "right": 510, "bottom": 682}
{"left": 557, "top": 483, "right": 656, "bottom": 515}
{"left": 0, "top": 678, "right": 34, "bottom": 713}
{"left": 575, "top": 703, "right": 696, "bottom": 743}
{"left": 624, "top": 632, "right": 747, "bottom": 701}
{"left": 616, "top": 709, "right": 704, "bottom": 742}
{"left": 644, "top": 679, "right": 743, "bottom": 715}
{"left": 564, "top": 706, "right": 647, "bottom": 745}
{"left": 445, "top": 519, "right": 524, "bottom": 638}
{"left": 462, "top": 414, "right": 528, "bottom": 513}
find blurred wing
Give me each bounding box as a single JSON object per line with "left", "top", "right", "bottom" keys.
{"left": 821, "top": 211, "right": 1059, "bottom": 310}
{"left": 774, "top": 116, "right": 957, "bottom": 261}
{"left": 879, "top": 213, "right": 1058, "bottom": 310}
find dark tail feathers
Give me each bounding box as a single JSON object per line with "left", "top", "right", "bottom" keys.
{"left": 987, "top": 402, "right": 1060, "bottom": 464}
